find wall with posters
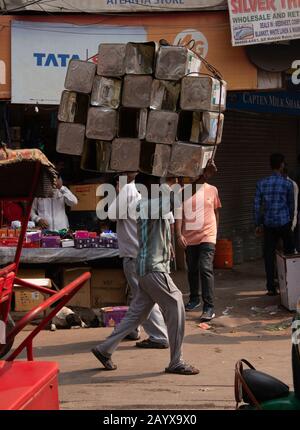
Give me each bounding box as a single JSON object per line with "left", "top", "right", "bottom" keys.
{"left": 0, "top": 17, "right": 11, "bottom": 99}
{"left": 9, "top": 12, "right": 257, "bottom": 104}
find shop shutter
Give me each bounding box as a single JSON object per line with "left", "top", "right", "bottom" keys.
{"left": 212, "top": 110, "right": 299, "bottom": 237}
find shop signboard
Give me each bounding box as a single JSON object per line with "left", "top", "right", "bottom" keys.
{"left": 11, "top": 21, "right": 147, "bottom": 104}
{"left": 11, "top": 13, "right": 257, "bottom": 104}
{"left": 228, "top": 0, "right": 300, "bottom": 46}
{"left": 2, "top": 0, "right": 227, "bottom": 13}
{"left": 0, "top": 16, "right": 11, "bottom": 99}
{"left": 227, "top": 90, "right": 300, "bottom": 115}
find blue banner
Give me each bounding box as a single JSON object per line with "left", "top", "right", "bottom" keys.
{"left": 227, "top": 91, "right": 300, "bottom": 116}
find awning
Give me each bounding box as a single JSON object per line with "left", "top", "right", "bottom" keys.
{"left": 0, "top": 0, "right": 228, "bottom": 13}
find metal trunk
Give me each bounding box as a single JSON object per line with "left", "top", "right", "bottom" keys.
{"left": 97, "top": 43, "right": 126, "bottom": 77}
{"left": 56, "top": 123, "right": 85, "bottom": 156}
{"left": 178, "top": 111, "right": 224, "bottom": 145}
{"left": 118, "top": 107, "right": 147, "bottom": 139}
{"left": 91, "top": 76, "right": 122, "bottom": 109}
{"left": 86, "top": 107, "right": 117, "bottom": 141}
{"left": 180, "top": 76, "right": 227, "bottom": 112}
{"left": 155, "top": 46, "right": 201, "bottom": 81}
{"left": 168, "top": 142, "right": 214, "bottom": 177}
{"left": 110, "top": 138, "right": 141, "bottom": 172}
{"left": 122, "top": 75, "right": 152, "bottom": 108}
{"left": 146, "top": 110, "right": 178, "bottom": 145}
{"left": 81, "top": 140, "right": 112, "bottom": 173}
{"left": 139, "top": 141, "right": 171, "bottom": 177}
{"left": 125, "top": 42, "right": 156, "bottom": 75}
{"left": 58, "top": 91, "right": 89, "bottom": 124}
{"left": 64, "top": 60, "right": 96, "bottom": 94}
{"left": 150, "top": 79, "right": 181, "bottom": 111}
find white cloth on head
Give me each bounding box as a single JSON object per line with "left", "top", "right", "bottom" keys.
{"left": 108, "top": 181, "right": 174, "bottom": 258}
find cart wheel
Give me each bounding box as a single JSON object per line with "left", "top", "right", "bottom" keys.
{"left": 0, "top": 317, "right": 15, "bottom": 358}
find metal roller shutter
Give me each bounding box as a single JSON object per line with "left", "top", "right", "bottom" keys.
{"left": 212, "top": 110, "right": 300, "bottom": 236}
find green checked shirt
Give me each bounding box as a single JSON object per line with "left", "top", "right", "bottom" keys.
{"left": 136, "top": 193, "right": 173, "bottom": 277}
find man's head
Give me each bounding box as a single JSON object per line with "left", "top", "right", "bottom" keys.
{"left": 204, "top": 160, "right": 217, "bottom": 180}
{"left": 270, "top": 153, "right": 285, "bottom": 172}
{"left": 193, "top": 160, "right": 217, "bottom": 183}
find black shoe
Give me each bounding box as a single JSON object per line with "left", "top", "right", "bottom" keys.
{"left": 124, "top": 333, "right": 141, "bottom": 341}
{"left": 136, "top": 339, "right": 169, "bottom": 349}
{"left": 200, "top": 308, "right": 215, "bottom": 322}
{"left": 91, "top": 347, "right": 117, "bottom": 370}
{"left": 185, "top": 301, "right": 201, "bottom": 311}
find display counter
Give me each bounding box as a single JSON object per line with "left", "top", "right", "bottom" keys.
{"left": 0, "top": 247, "right": 119, "bottom": 265}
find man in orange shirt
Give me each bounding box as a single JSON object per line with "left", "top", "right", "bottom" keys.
{"left": 175, "top": 164, "right": 221, "bottom": 321}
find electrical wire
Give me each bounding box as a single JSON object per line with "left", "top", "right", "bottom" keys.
{"left": 0, "top": 0, "right": 50, "bottom": 14}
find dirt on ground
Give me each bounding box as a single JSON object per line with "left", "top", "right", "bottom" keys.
{"left": 11, "top": 260, "right": 296, "bottom": 410}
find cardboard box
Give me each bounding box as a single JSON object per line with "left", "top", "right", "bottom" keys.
{"left": 7, "top": 229, "right": 15, "bottom": 238}
{"left": 14, "top": 278, "right": 51, "bottom": 312}
{"left": 276, "top": 252, "right": 300, "bottom": 311}
{"left": 17, "top": 268, "right": 45, "bottom": 279}
{"left": 0, "top": 228, "right": 7, "bottom": 238}
{"left": 91, "top": 269, "right": 127, "bottom": 308}
{"left": 91, "top": 269, "right": 126, "bottom": 290}
{"left": 63, "top": 267, "right": 91, "bottom": 308}
{"left": 91, "top": 287, "right": 127, "bottom": 308}
{"left": 69, "top": 183, "right": 102, "bottom": 211}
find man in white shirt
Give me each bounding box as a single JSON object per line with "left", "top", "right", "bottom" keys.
{"left": 108, "top": 172, "right": 169, "bottom": 348}
{"left": 31, "top": 175, "right": 78, "bottom": 230}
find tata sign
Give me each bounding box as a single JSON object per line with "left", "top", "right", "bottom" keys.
{"left": 11, "top": 21, "right": 147, "bottom": 104}
{"left": 33, "top": 53, "right": 81, "bottom": 67}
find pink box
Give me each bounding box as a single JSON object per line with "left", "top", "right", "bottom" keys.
{"left": 101, "top": 306, "right": 129, "bottom": 327}
{"left": 41, "top": 236, "right": 61, "bottom": 248}
{"left": 74, "top": 230, "right": 89, "bottom": 239}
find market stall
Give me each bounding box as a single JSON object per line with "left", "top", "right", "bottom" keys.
{"left": 0, "top": 246, "right": 118, "bottom": 265}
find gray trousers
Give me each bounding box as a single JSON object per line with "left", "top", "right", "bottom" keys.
{"left": 97, "top": 271, "right": 185, "bottom": 370}
{"left": 123, "top": 258, "right": 168, "bottom": 345}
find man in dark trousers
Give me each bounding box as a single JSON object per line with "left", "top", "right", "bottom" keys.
{"left": 175, "top": 162, "right": 221, "bottom": 321}
{"left": 254, "top": 153, "right": 295, "bottom": 296}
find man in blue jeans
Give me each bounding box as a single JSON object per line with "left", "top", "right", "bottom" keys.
{"left": 254, "top": 153, "right": 295, "bottom": 296}
{"left": 175, "top": 164, "right": 221, "bottom": 321}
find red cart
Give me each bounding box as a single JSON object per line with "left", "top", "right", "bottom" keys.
{"left": 0, "top": 144, "right": 91, "bottom": 409}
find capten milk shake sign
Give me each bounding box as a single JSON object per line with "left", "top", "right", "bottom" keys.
{"left": 228, "top": 0, "right": 300, "bottom": 46}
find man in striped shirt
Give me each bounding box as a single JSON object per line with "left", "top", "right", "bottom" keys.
{"left": 92, "top": 176, "right": 199, "bottom": 375}
{"left": 254, "top": 153, "right": 295, "bottom": 296}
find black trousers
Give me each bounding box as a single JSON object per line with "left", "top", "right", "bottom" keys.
{"left": 263, "top": 223, "right": 294, "bottom": 291}
{"left": 185, "top": 243, "right": 215, "bottom": 309}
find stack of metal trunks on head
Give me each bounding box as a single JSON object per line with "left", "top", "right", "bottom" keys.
{"left": 56, "top": 42, "right": 227, "bottom": 178}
